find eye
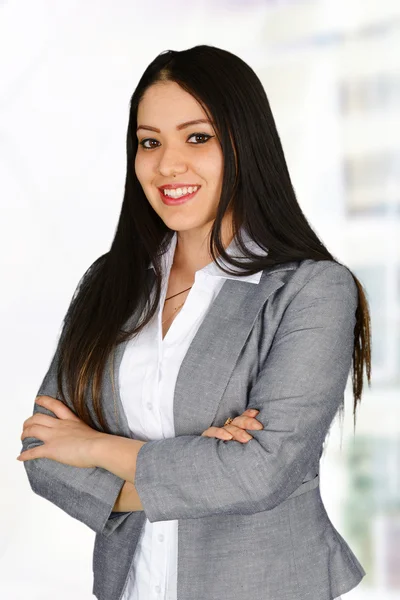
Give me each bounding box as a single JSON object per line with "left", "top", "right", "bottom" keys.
{"left": 187, "top": 133, "right": 212, "bottom": 144}
{"left": 139, "top": 138, "right": 159, "bottom": 150}
{"left": 139, "top": 132, "right": 213, "bottom": 150}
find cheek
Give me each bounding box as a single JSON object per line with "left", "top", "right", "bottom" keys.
{"left": 134, "top": 156, "right": 152, "bottom": 188}
{"left": 206, "top": 160, "right": 224, "bottom": 190}
{"left": 198, "top": 149, "right": 223, "bottom": 183}
{"left": 134, "top": 154, "right": 143, "bottom": 179}
{"left": 208, "top": 145, "right": 224, "bottom": 174}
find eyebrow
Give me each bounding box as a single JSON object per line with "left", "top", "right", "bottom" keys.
{"left": 136, "top": 118, "right": 213, "bottom": 133}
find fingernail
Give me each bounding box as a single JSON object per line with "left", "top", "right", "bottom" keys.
{"left": 249, "top": 409, "right": 258, "bottom": 415}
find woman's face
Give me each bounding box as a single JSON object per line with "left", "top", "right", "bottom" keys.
{"left": 135, "top": 81, "right": 225, "bottom": 234}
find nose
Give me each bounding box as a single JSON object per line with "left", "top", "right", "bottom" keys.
{"left": 157, "top": 146, "right": 188, "bottom": 178}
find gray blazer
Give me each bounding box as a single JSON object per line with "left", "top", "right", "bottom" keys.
{"left": 21, "top": 257, "right": 366, "bottom": 600}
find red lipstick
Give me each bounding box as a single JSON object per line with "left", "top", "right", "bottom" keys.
{"left": 158, "top": 185, "right": 201, "bottom": 206}
{"left": 158, "top": 183, "right": 201, "bottom": 190}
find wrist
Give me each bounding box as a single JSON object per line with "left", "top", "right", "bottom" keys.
{"left": 88, "top": 432, "right": 110, "bottom": 468}
{"left": 90, "top": 433, "right": 147, "bottom": 483}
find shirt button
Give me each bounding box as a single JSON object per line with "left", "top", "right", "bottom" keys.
{"left": 146, "top": 402, "right": 152, "bottom": 410}
{"left": 155, "top": 584, "right": 161, "bottom": 593}
{"left": 158, "top": 533, "right": 164, "bottom": 542}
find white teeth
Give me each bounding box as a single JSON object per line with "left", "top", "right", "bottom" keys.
{"left": 163, "top": 186, "right": 198, "bottom": 198}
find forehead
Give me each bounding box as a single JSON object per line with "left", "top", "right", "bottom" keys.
{"left": 137, "top": 81, "right": 209, "bottom": 125}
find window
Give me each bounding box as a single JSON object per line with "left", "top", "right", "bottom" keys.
{"left": 340, "top": 73, "right": 400, "bottom": 114}
{"left": 352, "top": 264, "right": 400, "bottom": 384}
{"left": 343, "top": 151, "right": 400, "bottom": 216}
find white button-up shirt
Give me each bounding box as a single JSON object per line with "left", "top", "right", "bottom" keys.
{"left": 119, "top": 229, "right": 342, "bottom": 600}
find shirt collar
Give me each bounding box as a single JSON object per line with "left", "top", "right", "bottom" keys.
{"left": 147, "top": 226, "right": 268, "bottom": 285}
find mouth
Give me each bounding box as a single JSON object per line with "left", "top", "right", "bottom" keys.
{"left": 158, "top": 186, "right": 201, "bottom": 206}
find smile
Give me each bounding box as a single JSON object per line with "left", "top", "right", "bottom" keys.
{"left": 158, "top": 186, "right": 201, "bottom": 206}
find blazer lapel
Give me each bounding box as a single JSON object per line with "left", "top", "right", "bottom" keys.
{"left": 108, "top": 262, "right": 298, "bottom": 438}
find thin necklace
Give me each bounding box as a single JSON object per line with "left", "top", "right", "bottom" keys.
{"left": 162, "top": 285, "right": 193, "bottom": 325}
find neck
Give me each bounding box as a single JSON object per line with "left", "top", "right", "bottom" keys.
{"left": 172, "top": 216, "right": 235, "bottom": 277}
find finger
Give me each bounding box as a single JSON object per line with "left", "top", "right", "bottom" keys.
{"left": 228, "top": 413, "right": 263, "bottom": 430}
{"left": 224, "top": 424, "right": 253, "bottom": 442}
{"left": 236, "top": 414, "right": 264, "bottom": 430}
{"left": 35, "top": 396, "right": 80, "bottom": 421}
{"left": 243, "top": 409, "right": 259, "bottom": 416}
{"left": 201, "top": 427, "right": 233, "bottom": 440}
{"left": 21, "top": 424, "right": 52, "bottom": 442}
{"left": 23, "top": 413, "right": 60, "bottom": 430}
{"left": 17, "top": 446, "right": 46, "bottom": 462}
{"left": 202, "top": 427, "right": 233, "bottom": 440}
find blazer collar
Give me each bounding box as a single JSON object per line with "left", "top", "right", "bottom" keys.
{"left": 105, "top": 257, "right": 299, "bottom": 438}
{"left": 147, "top": 226, "right": 271, "bottom": 285}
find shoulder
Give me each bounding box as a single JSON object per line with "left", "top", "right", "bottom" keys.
{"left": 295, "top": 258, "right": 356, "bottom": 292}
{"left": 291, "top": 259, "right": 358, "bottom": 313}
{"left": 263, "top": 258, "right": 358, "bottom": 313}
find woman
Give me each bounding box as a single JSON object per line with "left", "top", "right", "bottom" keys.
{"left": 18, "top": 45, "right": 371, "bottom": 600}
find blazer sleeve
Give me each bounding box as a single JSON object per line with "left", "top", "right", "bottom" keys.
{"left": 20, "top": 259, "right": 131, "bottom": 537}
{"left": 134, "top": 262, "right": 358, "bottom": 523}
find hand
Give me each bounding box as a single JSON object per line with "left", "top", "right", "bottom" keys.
{"left": 201, "top": 409, "right": 263, "bottom": 443}
{"left": 17, "top": 395, "right": 105, "bottom": 468}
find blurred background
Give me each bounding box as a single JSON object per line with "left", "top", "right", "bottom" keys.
{"left": 1, "top": 0, "right": 399, "bottom": 598}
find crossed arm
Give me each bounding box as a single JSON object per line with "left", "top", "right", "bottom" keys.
{"left": 113, "top": 480, "right": 142, "bottom": 512}
{"left": 91, "top": 434, "right": 147, "bottom": 511}
{"left": 20, "top": 261, "right": 358, "bottom": 532}
{"left": 19, "top": 393, "right": 147, "bottom": 511}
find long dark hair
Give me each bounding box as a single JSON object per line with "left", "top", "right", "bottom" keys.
{"left": 56, "top": 45, "right": 371, "bottom": 435}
